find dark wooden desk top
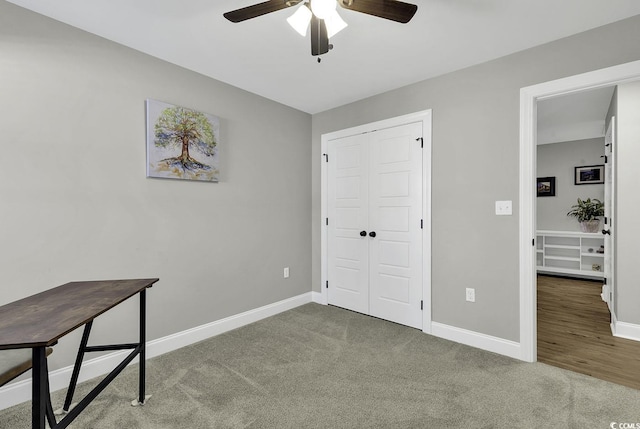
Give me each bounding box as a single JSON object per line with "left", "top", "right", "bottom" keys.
{"left": 0, "top": 279, "right": 159, "bottom": 350}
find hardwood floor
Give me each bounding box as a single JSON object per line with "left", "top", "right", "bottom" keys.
{"left": 537, "top": 274, "right": 640, "bottom": 390}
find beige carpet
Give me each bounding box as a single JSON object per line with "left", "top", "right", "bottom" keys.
{"left": 1, "top": 303, "right": 638, "bottom": 428}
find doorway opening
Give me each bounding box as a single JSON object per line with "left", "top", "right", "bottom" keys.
{"left": 519, "top": 60, "right": 640, "bottom": 364}
{"left": 534, "top": 85, "right": 621, "bottom": 382}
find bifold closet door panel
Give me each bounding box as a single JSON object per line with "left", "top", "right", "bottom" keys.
{"left": 368, "top": 122, "right": 423, "bottom": 329}
{"left": 327, "top": 133, "right": 370, "bottom": 314}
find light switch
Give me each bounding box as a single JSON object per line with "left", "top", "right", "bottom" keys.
{"left": 495, "top": 200, "right": 512, "bottom": 216}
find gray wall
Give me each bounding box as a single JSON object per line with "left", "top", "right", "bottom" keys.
{"left": 312, "top": 15, "right": 640, "bottom": 342}
{"left": 536, "top": 139, "right": 604, "bottom": 231}
{"left": 615, "top": 80, "right": 640, "bottom": 325}
{"left": 0, "top": 1, "right": 311, "bottom": 372}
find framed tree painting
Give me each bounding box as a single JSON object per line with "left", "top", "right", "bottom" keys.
{"left": 146, "top": 99, "right": 220, "bottom": 182}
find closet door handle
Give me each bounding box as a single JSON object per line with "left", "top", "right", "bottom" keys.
{"left": 369, "top": 231, "right": 377, "bottom": 238}
{"left": 360, "top": 230, "right": 367, "bottom": 237}
{"left": 602, "top": 229, "right": 611, "bottom": 235}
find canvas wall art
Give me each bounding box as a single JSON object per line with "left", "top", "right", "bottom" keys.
{"left": 146, "top": 99, "right": 220, "bottom": 182}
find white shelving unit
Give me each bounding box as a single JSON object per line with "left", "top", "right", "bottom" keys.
{"left": 536, "top": 230, "right": 604, "bottom": 279}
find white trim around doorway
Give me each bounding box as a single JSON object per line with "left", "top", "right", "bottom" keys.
{"left": 519, "top": 60, "right": 640, "bottom": 362}
{"left": 320, "top": 110, "right": 433, "bottom": 334}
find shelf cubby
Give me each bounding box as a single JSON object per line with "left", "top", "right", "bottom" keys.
{"left": 536, "top": 230, "right": 605, "bottom": 279}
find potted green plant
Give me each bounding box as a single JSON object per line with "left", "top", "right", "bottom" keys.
{"left": 566, "top": 198, "right": 604, "bottom": 233}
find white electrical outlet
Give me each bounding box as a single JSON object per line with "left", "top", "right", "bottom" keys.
{"left": 284, "top": 267, "right": 290, "bottom": 278}
{"left": 466, "top": 288, "right": 475, "bottom": 302}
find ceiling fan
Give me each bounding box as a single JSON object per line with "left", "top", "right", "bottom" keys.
{"left": 224, "top": 0, "right": 418, "bottom": 58}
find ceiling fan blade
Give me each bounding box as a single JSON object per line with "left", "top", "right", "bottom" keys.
{"left": 337, "top": 0, "right": 417, "bottom": 23}
{"left": 310, "top": 15, "right": 329, "bottom": 56}
{"left": 224, "top": 0, "right": 301, "bottom": 23}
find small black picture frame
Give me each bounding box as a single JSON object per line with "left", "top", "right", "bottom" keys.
{"left": 537, "top": 177, "right": 556, "bottom": 197}
{"left": 574, "top": 165, "right": 604, "bottom": 185}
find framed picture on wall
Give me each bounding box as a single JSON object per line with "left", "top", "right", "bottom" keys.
{"left": 537, "top": 177, "right": 556, "bottom": 197}
{"left": 146, "top": 99, "right": 220, "bottom": 182}
{"left": 574, "top": 165, "right": 604, "bottom": 185}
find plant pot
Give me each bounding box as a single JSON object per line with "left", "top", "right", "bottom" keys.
{"left": 580, "top": 219, "right": 600, "bottom": 233}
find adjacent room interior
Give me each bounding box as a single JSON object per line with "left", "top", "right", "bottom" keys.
{"left": 535, "top": 86, "right": 640, "bottom": 390}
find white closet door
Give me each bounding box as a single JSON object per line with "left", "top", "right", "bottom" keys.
{"left": 602, "top": 118, "right": 615, "bottom": 312}
{"left": 368, "top": 122, "right": 423, "bottom": 329}
{"left": 327, "top": 133, "right": 370, "bottom": 314}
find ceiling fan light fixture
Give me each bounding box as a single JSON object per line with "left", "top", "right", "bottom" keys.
{"left": 287, "top": 4, "right": 312, "bottom": 37}
{"left": 310, "top": 0, "right": 336, "bottom": 20}
{"left": 224, "top": 0, "right": 417, "bottom": 57}
{"left": 325, "top": 9, "right": 347, "bottom": 38}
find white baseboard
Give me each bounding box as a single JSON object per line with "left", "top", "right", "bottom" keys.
{"left": 0, "top": 292, "right": 314, "bottom": 411}
{"left": 431, "top": 322, "right": 523, "bottom": 360}
{"left": 611, "top": 312, "right": 640, "bottom": 342}
{"left": 311, "top": 291, "right": 323, "bottom": 304}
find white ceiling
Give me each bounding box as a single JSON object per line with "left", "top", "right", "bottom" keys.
{"left": 6, "top": 0, "right": 640, "bottom": 114}
{"left": 537, "top": 86, "right": 615, "bottom": 145}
